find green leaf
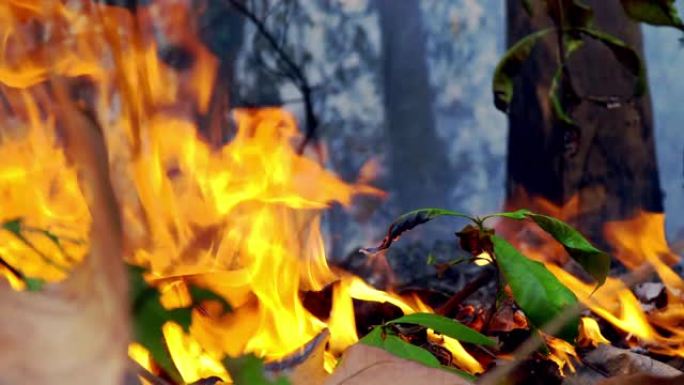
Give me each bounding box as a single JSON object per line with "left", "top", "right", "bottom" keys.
{"left": 359, "top": 325, "right": 385, "bottom": 347}
{"left": 382, "top": 335, "right": 442, "bottom": 368}
{"left": 486, "top": 209, "right": 532, "bottom": 220}
{"left": 360, "top": 327, "right": 441, "bottom": 368}
{"left": 620, "top": 0, "right": 684, "bottom": 30}
{"left": 189, "top": 285, "right": 232, "bottom": 312}
{"left": 2, "top": 218, "right": 22, "bottom": 235}
{"left": 493, "top": 28, "right": 554, "bottom": 113}
{"left": 224, "top": 354, "right": 290, "bottom": 385}
{"left": 362, "top": 208, "right": 472, "bottom": 253}
{"left": 360, "top": 326, "right": 477, "bottom": 380}
{"left": 549, "top": 35, "right": 584, "bottom": 126}
{"left": 128, "top": 264, "right": 185, "bottom": 382}
{"left": 24, "top": 277, "right": 46, "bottom": 291}
{"left": 387, "top": 313, "right": 495, "bottom": 347}
{"left": 492, "top": 235, "right": 579, "bottom": 342}
{"left": 577, "top": 27, "right": 646, "bottom": 96}
{"left": 526, "top": 214, "right": 610, "bottom": 286}
{"left": 127, "top": 264, "right": 230, "bottom": 382}
{"left": 426, "top": 253, "right": 437, "bottom": 265}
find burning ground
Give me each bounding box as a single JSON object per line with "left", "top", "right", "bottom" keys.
{"left": 0, "top": 1, "right": 683, "bottom": 385}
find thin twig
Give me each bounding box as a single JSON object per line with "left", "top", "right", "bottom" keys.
{"left": 226, "top": 0, "right": 319, "bottom": 153}
{"left": 437, "top": 268, "right": 495, "bottom": 318}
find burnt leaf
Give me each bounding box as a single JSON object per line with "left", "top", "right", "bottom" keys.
{"left": 577, "top": 27, "right": 646, "bottom": 96}
{"left": 493, "top": 28, "right": 554, "bottom": 113}
{"left": 492, "top": 235, "right": 579, "bottom": 342}
{"left": 223, "top": 354, "right": 290, "bottom": 385}
{"left": 456, "top": 225, "right": 494, "bottom": 256}
{"left": 387, "top": 312, "right": 495, "bottom": 346}
{"left": 620, "top": 0, "right": 684, "bottom": 30}
{"left": 526, "top": 214, "right": 610, "bottom": 286}
{"left": 362, "top": 209, "right": 471, "bottom": 253}
{"left": 128, "top": 264, "right": 186, "bottom": 382}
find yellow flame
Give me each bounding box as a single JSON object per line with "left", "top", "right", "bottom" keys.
{"left": 577, "top": 317, "right": 610, "bottom": 348}
{"left": 543, "top": 334, "right": 579, "bottom": 376}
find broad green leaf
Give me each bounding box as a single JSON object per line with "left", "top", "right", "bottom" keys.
{"left": 360, "top": 326, "right": 476, "bottom": 380}
{"left": 486, "top": 209, "right": 532, "bottom": 220}
{"left": 492, "top": 235, "right": 579, "bottom": 342}
{"left": 493, "top": 28, "right": 554, "bottom": 113}
{"left": 388, "top": 313, "right": 495, "bottom": 346}
{"left": 382, "top": 335, "right": 442, "bottom": 368}
{"left": 526, "top": 214, "right": 610, "bottom": 286}
{"left": 359, "top": 325, "right": 385, "bottom": 347}
{"left": 620, "top": 0, "right": 684, "bottom": 30}
{"left": 577, "top": 28, "right": 646, "bottom": 96}
{"left": 362, "top": 208, "right": 472, "bottom": 253}
{"left": 128, "top": 264, "right": 186, "bottom": 381}
{"left": 224, "top": 354, "right": 290, "bottom": 385}
{"left": 128, "top": 264, "right": 230, "bottom": 382}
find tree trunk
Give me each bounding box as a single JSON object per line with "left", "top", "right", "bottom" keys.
{"left": 376, "top": 0, "right": 452, "bottom": 213}
{"left": 505, "top": 0, "right": 663, "bottom": 243}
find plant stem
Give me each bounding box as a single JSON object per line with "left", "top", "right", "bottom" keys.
{"left": 436, "top": 268, "right": 495, "bottom": 318}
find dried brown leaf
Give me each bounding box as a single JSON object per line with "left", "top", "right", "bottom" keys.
{"left": 323, "top": 344, "right": 473, "bottom": 385}
{"left": 0, "top": 98, "right": 129, "bottom": 385}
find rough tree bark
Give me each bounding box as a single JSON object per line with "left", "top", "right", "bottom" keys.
{"left": 376, "top": 0, "right": 453, "bottom": 213}
{"left": 505, "top": 0, "right": 663, "bottom": 244}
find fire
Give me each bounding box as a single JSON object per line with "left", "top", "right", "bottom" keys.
{"left": 577, "top": 317, "right": 610, "bottom": 348}
{"left": 503, "top": 193, "right": 684, "bottom": 362}
{"left": 0, "top": 1, "right": 478, "bottom": 383}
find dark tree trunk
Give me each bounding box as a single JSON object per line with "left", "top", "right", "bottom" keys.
{"left": 376, "top": 0, "right": 452, "bottom": 212}
{"left": 505, "top": 0, "right": 663, "bottom": 243}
